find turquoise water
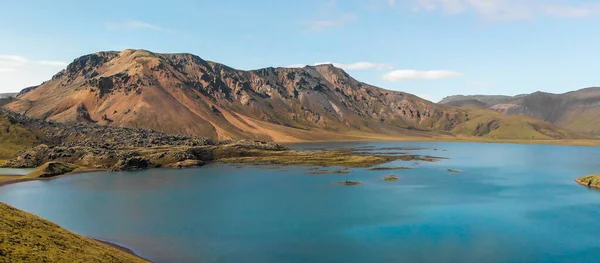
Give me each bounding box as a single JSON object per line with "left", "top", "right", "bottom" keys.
{"left": 2, "top": 142, "right": 600, "bottom": 263}
{"left": 0, "top": 168, "right": 33, "bottom": 175}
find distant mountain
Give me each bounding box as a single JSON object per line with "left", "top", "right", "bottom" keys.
{"left": 4, "top": 49, "right": 468, "bottom": 142}
{"left": 0, "top": 93, "right": 16, "bottom": 99}
{"left": 440, "top": 88, "right": 600, "bottom": 135}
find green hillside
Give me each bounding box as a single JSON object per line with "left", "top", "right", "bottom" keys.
{"left": 0, "top": 202, "right": 149, "bottom": 262}
{"left": 452, "top": 108, "right": 585, "bottom": 140}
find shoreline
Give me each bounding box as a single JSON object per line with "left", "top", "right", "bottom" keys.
{"left": 94, "top": 238, "right": 151, "bottom": 262}
{"left": 0, "top": 168, "right": 107, "bottom": 187}
{"left": 575, "top": 178, "right": 600, "bottom": 189}
{"left": 1, "top": 138, "right": 597, "bottom": 189}
{"left": 281, "top": 137, "right": 600, "bottom": 147}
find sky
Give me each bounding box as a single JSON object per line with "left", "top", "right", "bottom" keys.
{"left": 1, "top": 0, "right": 600, "bottom": 102}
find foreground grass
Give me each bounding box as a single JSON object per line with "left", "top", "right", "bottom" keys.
{"left": 0, "top": 202, "right": 148, "bottom": 263}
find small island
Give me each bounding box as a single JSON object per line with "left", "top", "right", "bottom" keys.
{"left": 447, "top": 169, "right": 461, "bottom": 173}
{"left": 576, "top": 174, "right": 600, "bottom": 188}
{"left": 338, "top": 180, "right": 362, "bottom": 186}
{"left": 383, "top": 175, "right": 399, "bottom": 181}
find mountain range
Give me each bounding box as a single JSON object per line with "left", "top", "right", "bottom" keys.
{"left": 440, "top": 88, "right": 600, "bottom": 136}
{"left": 1, "top": 49, "right": 587, "bottom": 142}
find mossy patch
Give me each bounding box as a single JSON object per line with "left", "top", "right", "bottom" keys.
{"left": 383, "top": 175, "right": 399, "bottom": 181}
{"left": 307, "top": 169, "right": 351, "bottom": 175}
{"left": 369, "top": 166, "right": 412, "bottom": 171}
{"left": 338, "top": 180, "right": 362, "bottom": 186}
{"left": 218, "top": 150, "right": 436, "bottom": 168}
{"left": 576, "top": 174, "right": 600, "bottom": 188}
{"left": 26, "top": 162, "right": 77, "bottom": 178}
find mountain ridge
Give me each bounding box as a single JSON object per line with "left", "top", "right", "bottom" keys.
{"left": 439, "top": 87, "right": 600, "bottom": 135}
{"left": 5, "top": 49, "right": 467, "bottom": 142}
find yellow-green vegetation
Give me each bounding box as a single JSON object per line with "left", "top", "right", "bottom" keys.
{"left": 369, "top": 166, "right": 412, "bottom": 171}
{"left": 307, "top": 169, "right": 351, "bottom": 175}
{"left": 25, "top": 162, "right": 78, "bottom": 178}
{"left": 383, "top": 175, "right": 399, "bottom": 181}
{"left": 0, "top": 115, "right": 44, "bottom": 159}
{"left": 338, "top": 180, "right": 362, "bottom": 186}
{"left": 0, "top": 202, "right": 148, "bottom": 263}
{"left": 447, "top": 169, "right": 461, "bottom": 173}
{"left": 452, "top": 108, "right": 585, "bottom": 140}
{"left": 218, "top": 150, "right": 409, "bottom": 168}
{"left": 576, "top": 174, "right": 600, "bottom": 188}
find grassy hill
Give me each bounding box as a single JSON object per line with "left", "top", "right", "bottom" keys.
{"left": 0, "top": 202, "right": 148, "bottom": 262}
{"left": 452, "top": 108, "right": 585, "bottom": 140}
{"left": 440, "top": 88, "right": 600, "bottom": 136}
{"left": 0, "top": 113, "right": 45, "bottom": 159}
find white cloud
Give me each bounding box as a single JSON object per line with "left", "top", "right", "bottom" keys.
{"left": 303, "top": 13, "right": 357, "bottom": 31}
{"left": 382, "top": 69, "right": 462, "bottom": 81}
{"left": 287, "top": 61, "right": 394, "bottom": 70}
{"left": 37, "top": 61, "right": 69, "bottom": 66}
{"left": 388, "top": 0, "right": 396, "bottom": 7}
{"left": 106, "top": 20, "right": 169, "bottom": 32}
{"left": 0, "top": 55, "right": 69, "bottom": 93}
{"left": 411, "top": 0, "right": 600, "bottom": 20}
{"left": 0, "top": 55, "right": 28, "bottom": 64}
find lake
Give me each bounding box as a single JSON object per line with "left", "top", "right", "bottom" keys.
{"left": 2, "top": 142, "right": 600, "bottom": 263}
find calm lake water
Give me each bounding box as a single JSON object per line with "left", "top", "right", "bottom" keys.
{"left": 2, "top": 142, "right": 600, "bottom": 263}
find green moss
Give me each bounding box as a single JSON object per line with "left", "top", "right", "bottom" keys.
{"left": 338, "top": 180, "right": 362, "bottom": 186}
{"left": 0, "top": 115, "right": 44, "bottom": 159}
{"left": 383, "top": 175, "right": 399, "bottom": 181}
{"left": 218, "top": 150, "right": 424, "bottom": 168}
{"left": 307, "top": 169, "right": 351, "bottom": 175}
{"left": 576, "top": 174, "right": 600, "bottom": 188}
{"left": 369, "top": 166, "right": 412, "bottom": 171}
{"left": 26, "top": 162, "right": 78, "bottom": 178}
{"left": 0, "top": 202, "right": 148, "bottom": 262}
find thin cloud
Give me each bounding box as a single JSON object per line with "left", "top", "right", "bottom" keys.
{"left": 106, "top": 20, "right": 170, "bottom": 32}
{"left": 411, "top": 0, "right": 600, "bottom": 20}
{"left": 37, "top": 61, "right": 69, "bottom": 66}
{"left": 288, "top": 61, "right": 394, "bottom": 70}
{"left": 0, "top": 55, "right": 28, "bottom": 64}
{"left": 303, "top": 13, "right": 357, "bottom": 31}
{"left": 382, "top": 69, "right": 462, "bottom": 81}
{"left": 0, "top": 55, "right": 68, "bottom": 68}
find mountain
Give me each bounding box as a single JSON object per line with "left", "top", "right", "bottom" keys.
{"left": 4, "top": 49, "right": 467, "bottom": 142}
{"left": 439, "top": 88, "right": 600, "bottom": 135}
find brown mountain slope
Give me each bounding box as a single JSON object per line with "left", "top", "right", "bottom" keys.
{"left": 4, "top": 49, "right": 466, "bottom": 142}
{"left": 440, "top": 88, "right": 600, "bottom": 136}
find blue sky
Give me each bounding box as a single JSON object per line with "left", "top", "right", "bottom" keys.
{"left": 1, "top": 0, "right": 600, "bottom": 101}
